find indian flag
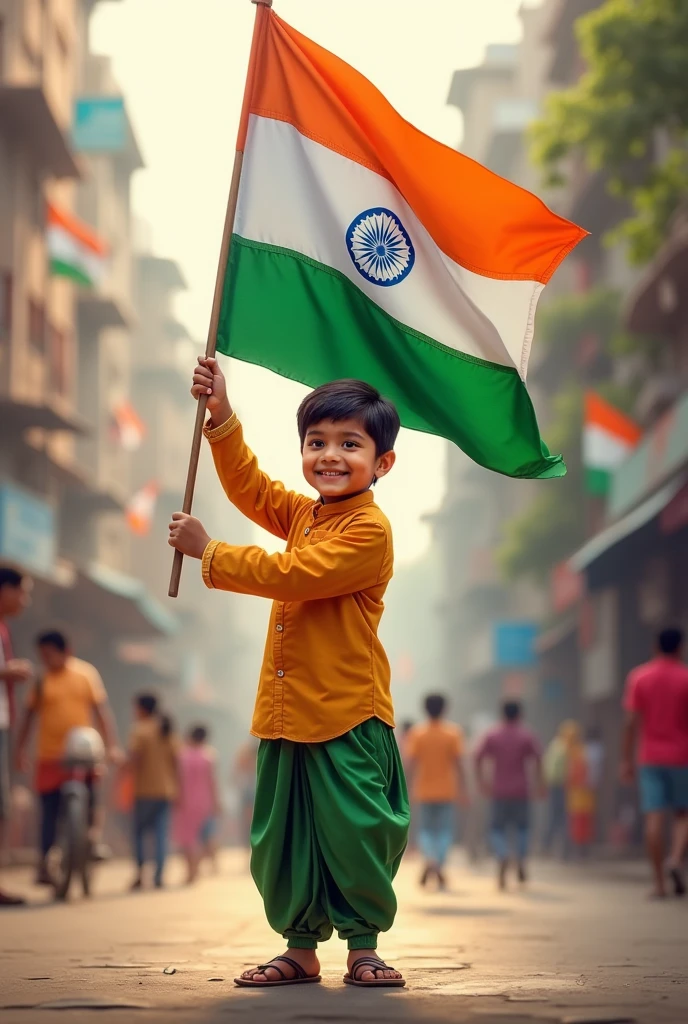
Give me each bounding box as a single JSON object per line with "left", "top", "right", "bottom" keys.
{"left": 216, "top": 8, "right": 587, "bottom": 479}
{"left": 583, "top": 392, "right": 641, "bottom": 496}
{"left": 126, "top": 481, "right": 159, "bottom": 536}
{"left": 47, "top": 202, "right": 108, "bottom": 288}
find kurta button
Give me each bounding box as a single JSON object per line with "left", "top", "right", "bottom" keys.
{"left": 277, "top": 670, "right": 284, "bottom": 678}
{"left": 276, "top": 624, "right": 283, "bottom": 632}
{"left": 304, "top": 527, "right": 310, "bottom": 536}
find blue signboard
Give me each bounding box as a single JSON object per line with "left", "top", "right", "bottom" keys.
{"left": 0, "top": 483, "right": 56, "bottom": 576}
{"left": 494, "top": 622, "right": 538, "bottom": 668}
{"left": 73, "top": 97, "right": 126, "bottom": 152}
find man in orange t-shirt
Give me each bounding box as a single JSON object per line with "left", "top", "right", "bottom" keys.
{"left": 405, "top": 694, "right": 467, "bottom": 889}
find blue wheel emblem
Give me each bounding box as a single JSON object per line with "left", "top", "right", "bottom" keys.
{"left": 346, "top": 207, "right": 415, "bottom": 287}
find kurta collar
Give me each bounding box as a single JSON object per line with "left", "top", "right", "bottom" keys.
{"left": 311, "top": 491, "right": 374, "bottom": 519}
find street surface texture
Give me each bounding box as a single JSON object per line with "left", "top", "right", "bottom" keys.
{"left": 0, "top": 851, "right": 686, "bottom": 1024}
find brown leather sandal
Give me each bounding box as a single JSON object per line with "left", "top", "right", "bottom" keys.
{"left": 234, "top": 955, "right": 322, "bottom": 987}
{"left": 343, "top": 955, "right": 406, "bottom": 988}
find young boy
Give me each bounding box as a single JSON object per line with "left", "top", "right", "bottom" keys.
{"left": 169, "top": 359, "right": 410, "bottom": 988}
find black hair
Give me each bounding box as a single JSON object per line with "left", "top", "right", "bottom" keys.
{"left": 425, "top": 694, "right": 446, "bottom": 720}
{"left": 37, "top": 630, "right": 68, "bottom": 652}
{"left": 136, "top": 693, "right": 173, "bottom": 738}
{"left": 658, "top": 628, "right": 683, "bottom": 655}
{"left": 503, "top": 701, "right": 522, "bottom": 722}
{"left": 297, "top": 379, "right": 400, "bottom": 457}
{"left": 190, "top": 725, "right": 208, "bottom": 744}
{"left": 0, "top": 565, "right": 24, "bottom": 590}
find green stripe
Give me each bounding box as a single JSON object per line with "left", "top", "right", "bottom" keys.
{"left": 585, "top": 466, "right": 610, "bottom": 496}
{"left": 49, "top": 258, "right": 93, "bottom": 288}
{"left": 218, "top": 236, "right": 565, "bottom": 480}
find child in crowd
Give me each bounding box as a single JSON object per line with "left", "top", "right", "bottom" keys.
{"left": 128, "top": 694, "right": 179, "bottom": 891}
{"left": 168, "top": 359, "right": 409, "bottom": 988}
{"left": 174, "top": 725, "right": 221, "bottom": 884}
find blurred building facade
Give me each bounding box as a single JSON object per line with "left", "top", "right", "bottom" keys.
{"left": 0, "top": 0, "right": 249, "bottom": 775}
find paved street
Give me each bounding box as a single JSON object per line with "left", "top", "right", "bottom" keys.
{"left": 1, "top": 851, "right": 686, "bottom": 1024}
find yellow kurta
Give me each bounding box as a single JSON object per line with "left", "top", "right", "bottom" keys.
{"left": 201, "top": 413, "right": 396, "bottom": 743}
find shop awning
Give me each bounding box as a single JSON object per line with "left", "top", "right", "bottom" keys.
{"left": 0, "top": 85, "right": 80, "bottom": 178}
{"left": 76, "top": 563, "right": 178, "bottom": 638}
{"left": 571, "top": 476, "right": 686, "bottom": 573}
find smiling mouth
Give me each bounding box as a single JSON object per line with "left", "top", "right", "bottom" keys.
{"left": 317, "top": 471, "right": 348, "bottom": 478}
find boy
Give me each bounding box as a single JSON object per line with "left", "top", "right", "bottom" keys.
{"left": 15, "top": 631, "right": 121, "bottom": 884}
{"left": 169, "top": 359, "right": 409, "bottom": 988}
{"left": 0, "top": 565, "right": 33, "bottom": 906}
{"left": 405, "top": 693, "right": 467, "bottom": 890}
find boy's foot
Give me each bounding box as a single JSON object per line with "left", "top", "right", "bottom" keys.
{"left": 0, "top": 888, "right": 26, "bottom": 906}
{"left": 344, "top": 950, "right": 405, "bottom": 987}
{"left": 498, "top": 860, "right": 508, "bottom": 891}
{"left": 237, "top": 948, "right": 320, "bottom": 985}
{"left": 436, "top": 868, "right": 447, "bottom": 892}
{"left": 129, "top": 877, "right": 143, "bottom": 892}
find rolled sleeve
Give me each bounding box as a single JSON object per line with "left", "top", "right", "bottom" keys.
{"left": 201, "top": 539, "right": 222, "bottom": 589}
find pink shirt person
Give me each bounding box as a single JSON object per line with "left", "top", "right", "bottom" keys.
{"left": 475, "top": 721, "right": 542, "bottom": 800}
{"left": 173, "top": 739, "right": 218, "bottom": 851}
{"left": 624, "top": 657, "right": 688, "bottom": 766}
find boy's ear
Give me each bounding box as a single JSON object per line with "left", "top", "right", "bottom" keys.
{"left": 374, "top": 450, "right": 396, "bottom": 481}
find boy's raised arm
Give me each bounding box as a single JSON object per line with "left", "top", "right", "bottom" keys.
{"left": 192, "top": 357, "right": 309, "bottom": 539}
{"left": 201, "top": 520, "right": 392, "bottom": 602}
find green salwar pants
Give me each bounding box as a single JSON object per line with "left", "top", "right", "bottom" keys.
{"left": 250, "top": 718, "right": 410, "bottom": 950}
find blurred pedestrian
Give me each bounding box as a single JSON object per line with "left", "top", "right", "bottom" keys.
{"left": 475, "top": 701, "right": 544, "bottom": 890}
{"left": 128, "top": 694, "right": 179, "bottom": 890}
{"left": 232, "top": 736, "right": 258, "bottom": 851}
{"left": 405, "top": 695, "right": 467, "bottom": 890}
{"left": 565, "top": 723, "right": 595, "bottom": 855}
{"left": 174, "top": 725, "right": 221, "bottom": 884}
{"left": 15, "top": 631, "right": 122, "bottom": 885}
{"left": 621, "top": 627, "right": 688, "bottom": 899}
{"left": 0, "top": 565, "right": 33, "bottom": 907}
{"left": 543, "top": 721, "right": 573, "bottom": 858}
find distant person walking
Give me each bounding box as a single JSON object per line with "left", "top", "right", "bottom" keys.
{"left": 0, "top": 565, "right": 33, "bottom": 907}
{"left": 128, "top": 694, "right": 179, "bottom": 890}
{"left": 405, "top": 694, "right": 467, "bottom": 890}
{"left": 621, "top": 628, "right": 688, "bottom": 899}
{"left": 475, "top": 701, "right": 544, "bottom": 890}
{"left": 565, "top": 723, "right": 595, "bottom": 855}
{"left": 174, "top": 725, "right": 221, "bottom": 884}
{"left": 543, "top": 721, "right": 574, "bottom": 858}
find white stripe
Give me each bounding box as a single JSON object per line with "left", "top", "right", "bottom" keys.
{"left": 583, "top": 424, "right": 634, "bottom": 470}
{"left": 237, "top": 115, "right": 544, "bottom": 373}
{"left": 47, "top": 226, "right": 106, "bottom": 286}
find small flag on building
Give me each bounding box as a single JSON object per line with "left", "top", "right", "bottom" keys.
{"left": 112, "top": 401, "right": 146, "bottom": 452}
{"left": 216, "top": 9, "right": 588, "bottom": 479}
{"left": 46, "top": 203, "right": 108, "bottom": 288}
{"left": 126, "top": 481, "right": 158, "bottom": 536}
{"left": 583, "top": 392, "right": 641, "bottom": 496}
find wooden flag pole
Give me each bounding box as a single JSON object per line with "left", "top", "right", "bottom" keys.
{"left": 168, "top": 0, "right": 273, "bottom": 598}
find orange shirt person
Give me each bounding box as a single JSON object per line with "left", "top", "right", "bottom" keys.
{"left": 405, "top": 694, "right": 467, "bottom": 889}
{"left": 15, "top": 631, "right": 121, "bottom": 885}
{"left": 168, "top": 361, "right": 410, "bottom": 989}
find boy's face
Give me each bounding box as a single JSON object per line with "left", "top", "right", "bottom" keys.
{"left": 302, "top": 417, "right": 395, "bottom": 503}
{"left": 38, "top": 643, "right": 69, "bottom": 672}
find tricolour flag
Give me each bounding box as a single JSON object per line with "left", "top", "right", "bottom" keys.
{"left": 47, "top": 202, "right": 107, "bottom": 288}
{"left": 126, "top": 482, "right": 159, "bottom": 536}
{"left": 215, "top": 9, "right": 587, "bottom": 479}
{"left": 113, "top": 401, "right": 146, "bottom": 452}
{"left": 583, "top": 392, "right": 641, "bottom": 496}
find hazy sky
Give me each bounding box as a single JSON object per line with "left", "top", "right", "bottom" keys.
{"left": 92, "top": 0, "right": 525, "bottom": 564}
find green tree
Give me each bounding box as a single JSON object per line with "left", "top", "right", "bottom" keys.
{"left": 531, "top": 0, "right": 688, "bottom": 264}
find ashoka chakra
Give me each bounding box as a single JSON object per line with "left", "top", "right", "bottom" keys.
{"left": 346, "top": 207, "right": 415, "bottom": 287}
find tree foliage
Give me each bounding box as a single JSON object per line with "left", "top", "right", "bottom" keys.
{"left": 531, "top": 0, "right": 688, "bottom": 264}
